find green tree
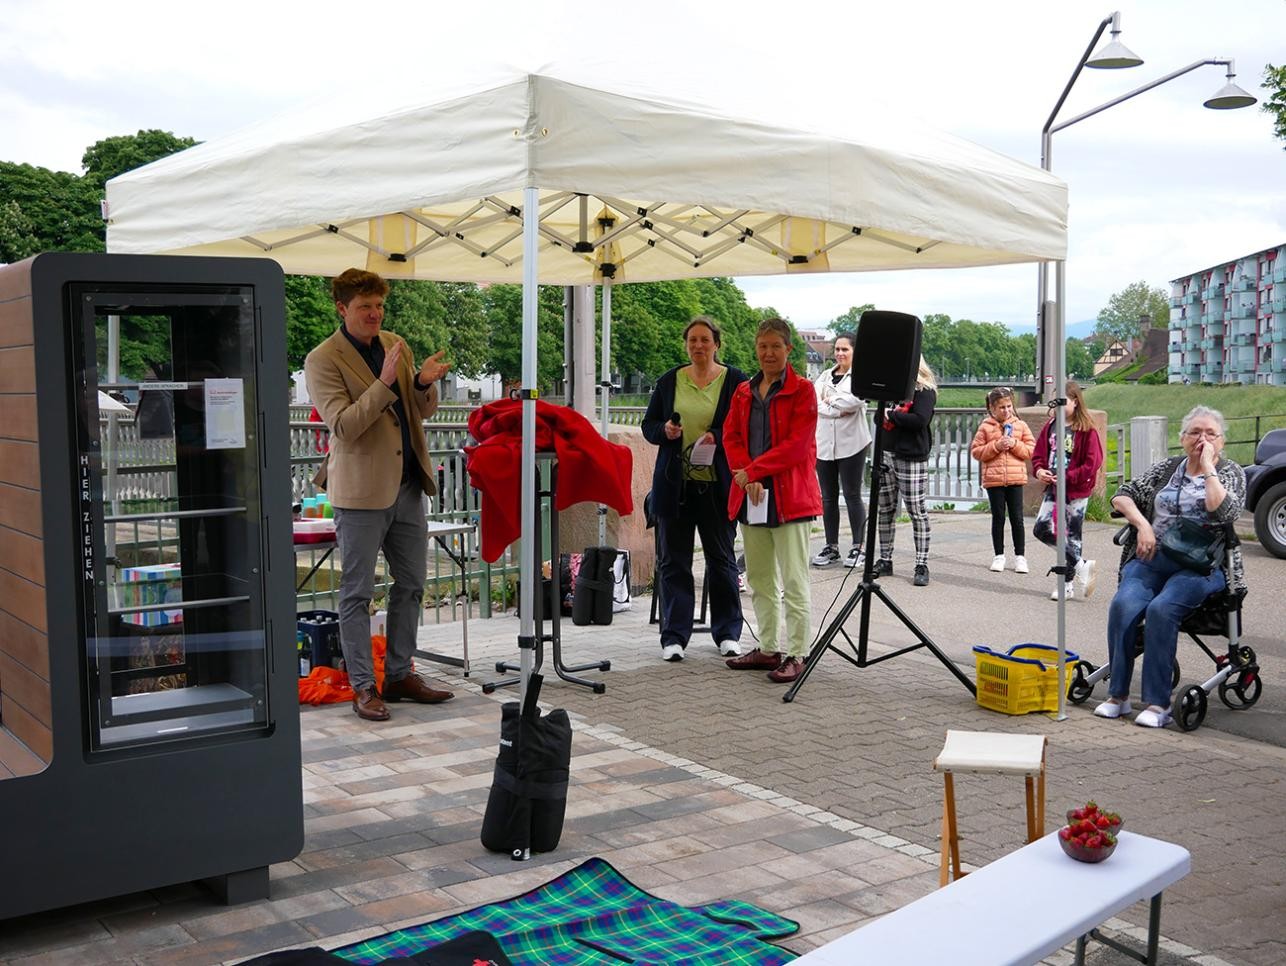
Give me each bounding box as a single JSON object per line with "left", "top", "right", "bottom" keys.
{"left": 284, "top": 275, "right": 336, "bottom": 369}
{"left": 0, "top": 162, "right": 101, "bottom": 261}
{"left": 483, "top": 284, "right": 565, "bottom": 390}
{"left": 1263, "top": 63, "right": 1286, "bottom": 148}
{"left": 827, "top": 304, "right": 875, "bottom": 336}
{"left": 1065, "top": 338, "right": 1096, "bottom": 380}
{"left": 1095, "top": 281, "right": 1170, "bottom": 346}
{"left": 81, "top": 130, "right": 198, "bottom": 189}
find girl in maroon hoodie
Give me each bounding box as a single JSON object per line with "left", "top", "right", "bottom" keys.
{"left": 1031, "top": 382, "right": 1105, "bottom": 600}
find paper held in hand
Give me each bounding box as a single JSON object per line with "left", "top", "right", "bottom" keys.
{"left": 689, "top": 440, "right": 717, "bottom": 466}
{"left": 746, "top": 490, "right": 769, "bottom": 525}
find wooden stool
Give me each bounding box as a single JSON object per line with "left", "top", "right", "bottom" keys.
{"left": 933, "top": 729, "right": 1047, "bottom": 887}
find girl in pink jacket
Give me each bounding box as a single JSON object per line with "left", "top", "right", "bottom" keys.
{"left": 1031, "top": 381, "right": 1105, "bottom": 600}
{"left": 971, "top": 387, "right": 1035, "bottom": 573}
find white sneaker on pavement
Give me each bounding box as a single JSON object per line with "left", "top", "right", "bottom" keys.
{"left": 1050, "top": 582, "right": 1074, "bottom": 600}
{"left": 717, "top": 639, "right": 742, "bottom": 657}
{"left": 1135, "top": 706, "right": 1173, "bottom": 728}
{"left": 1093, "top": 697, "right": 1133, "bottom": 719}
{"left": 1076, "top": 559, "right": 1098, "bottom": 598}
{"left": 989, "top": 554, "right": 1006, "bottom": 572}
{"left": 661, "top": 643, "right": 684, "bottom": 662}
{"left": 1014, "top": 555, "right": 1029, "bottom": 574}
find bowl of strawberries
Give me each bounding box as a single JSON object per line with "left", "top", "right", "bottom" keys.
{"left": 1058, "top": 801, "right": 1121, "bottom": 863}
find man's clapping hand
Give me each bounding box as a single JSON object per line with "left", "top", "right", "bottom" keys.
{"left": 418, "top": 349, "right": 451, "bottom": 386}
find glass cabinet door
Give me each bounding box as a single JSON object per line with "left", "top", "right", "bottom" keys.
{"left": 70, "top": 286, "right": 270, "bottom": 752}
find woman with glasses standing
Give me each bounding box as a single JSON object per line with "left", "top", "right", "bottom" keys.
{"left": 811, "top": 332, "right": 872, "bottom": 569}
{"left": 642, "top": 317, "right": 748, "bottom": 663}
{"left": 1032, "top": 382, "right": 1105, "bottom": 599}
{"left": 1095, "top": 406, "right": 1246, "bottom": 728}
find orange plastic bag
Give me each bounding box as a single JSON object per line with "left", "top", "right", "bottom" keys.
{"left": 297, "top": 634, "right": 388, "bottom": 705}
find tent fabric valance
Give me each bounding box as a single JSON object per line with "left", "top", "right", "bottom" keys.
{"left": 105, "top": 72, "right": 1067, "bottom": 281}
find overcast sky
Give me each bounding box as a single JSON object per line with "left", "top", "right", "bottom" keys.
{"left": 2, "top": 0, "right": 1282, "bottom": 331}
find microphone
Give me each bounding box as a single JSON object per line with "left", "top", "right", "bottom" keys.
{"left": 671, "top": 411, "right": 681, "bottom": 426}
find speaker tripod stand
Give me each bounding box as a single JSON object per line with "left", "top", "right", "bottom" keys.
{"left": 782, "top": 399, "right": 978, "bottom": 703}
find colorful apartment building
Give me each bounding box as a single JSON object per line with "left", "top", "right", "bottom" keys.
{"left": 1169, "top": 243, "right": 1286, "bottom": 385}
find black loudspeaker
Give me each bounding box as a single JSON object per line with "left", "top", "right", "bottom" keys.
{"left": 850, "top": 310, "right": 923, "bottom": 401}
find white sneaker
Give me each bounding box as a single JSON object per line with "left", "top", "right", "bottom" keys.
{"left": 717, "top": 639, "right": 742, "bottom": 657}
{"left": 1076, "top": 559, "right": 1098, "bottom": 599}
{"left": 1093, "top": 697, "right": 1133, "bottom": 719}
{"left": 844, "top": 547, "right": 863, "bottom": 569}
{"left": 1050, "top": 582, "right": 1074, "bottom": 600}
{"left": 1014, "top": 556, "right": 1029, "bottom": 574}
{"left": 1135, "top": 706, "right": 1173, "bottom": 728}
{"left": 989, "top": 554, "right": 1006, "bottom": 572}
{"left": 661, "top": 643, "right": 684, "bottom": 662}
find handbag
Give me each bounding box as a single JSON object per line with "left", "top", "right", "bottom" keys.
{"left": 1158, "top": 517, "right": 1224, "bottom": 575}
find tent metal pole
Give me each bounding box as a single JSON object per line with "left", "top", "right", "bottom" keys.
{"left": 518, "top": 187, "right": 539, "bottom": 704}
{"left": 598, "top": 280, "right": 613, "bottom": 545}
{"left": 1054, "top": 258, "right": 1069, "bottom": 722}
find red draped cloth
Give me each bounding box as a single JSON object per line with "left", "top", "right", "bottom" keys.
{"left": 466, "top": 400, "right": 634, "bottom": 562}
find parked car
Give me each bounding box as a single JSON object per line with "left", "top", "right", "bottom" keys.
{"left": 1244, "top": 428, "right": 1286, "bottom": 559}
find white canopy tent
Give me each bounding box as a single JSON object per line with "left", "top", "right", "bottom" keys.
{"left": 105, "top": 68, "right": 1068, "bottom": 701}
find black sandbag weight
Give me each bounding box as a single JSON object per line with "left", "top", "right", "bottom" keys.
{"left": 572, "top": 545, "right": 616, "bottom": 626}
{"left": 480, "top": 673, "right": 572, "bottom": 860}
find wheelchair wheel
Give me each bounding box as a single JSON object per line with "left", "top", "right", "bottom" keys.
{"left": 1171, "top": 661, "right": 1181, "bottom": 690}
{"left": 1173, "top": 685, "right": 1208, "bottom": 732}
{"left": 1067, "top": 660, "right": 1096, "bottom": 705}
{"left": 1218, "top": 669, "right": 1262, "bottom": 710}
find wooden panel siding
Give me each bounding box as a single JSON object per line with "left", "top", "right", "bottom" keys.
{"left": 0, "top": 728, "right": 45, "bottom": 778}
{"left": 0, "top": 259, "right": 49, "bottom": 774}
{"left": 0, "top": 295, "right": 34, "bottom": 348}
{"left": 0, "top": 654, "right": 50, "bottom": 732}
{"left": 0, "top": 440, "right": 40, "bottom": 490}
{"left": 0, "top": 346, "right": 36, "bottom": 393}
{"left": 0, "top": 525, "right": 44, "bottom": 586}
{"left": 0, "top": 482, "right": 42, "bottom": 539}
{"left": 0, "top": 698, "right": 51, "bottom": 765}
{"left": 0, "top": 611, "right": 49, "bottom": 679}
{"left": 1, "top": 395, "right": 38, "bottom": 443}
{"left": 0, "top": 569, "right": 46, "bottom": 635}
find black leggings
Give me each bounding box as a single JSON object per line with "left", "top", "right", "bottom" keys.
{"left": 817, "top": 449, "right": 868, "bottom": 548}
{"left": 987, "top": 484, "right": 1025, "bottom": 555}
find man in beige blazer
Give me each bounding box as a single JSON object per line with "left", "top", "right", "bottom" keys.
{"left": 305, "top": 268, "right": 454, "bottom": 721}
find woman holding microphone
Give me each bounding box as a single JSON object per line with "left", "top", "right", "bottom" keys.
{"left": 642, "top": 317, "right": 748, "bottom": 662}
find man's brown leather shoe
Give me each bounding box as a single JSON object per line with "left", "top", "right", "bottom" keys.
{"left": 382, "top": 672, "right": 453, "bottom": 704}
{"left": 767, "top": 656, "right": 805, "bottom": 683}
{"left": 353, "top": 685, "right": 390, "bottom": 721}
{"left": 725, "top": 648, "right": 783, "bottom": 671}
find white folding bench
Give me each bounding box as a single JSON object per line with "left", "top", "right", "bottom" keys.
{"left": 792, "top": 831, "right": 1191, "bottom": 966}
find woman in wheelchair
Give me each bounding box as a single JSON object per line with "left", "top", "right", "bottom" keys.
{"left": 1098, "top": 406, "right": 1247, "bottom": 728}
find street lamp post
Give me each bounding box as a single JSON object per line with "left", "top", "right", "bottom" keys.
{"left": 1037, "top": 12, "right": 1256, "bottom": 722}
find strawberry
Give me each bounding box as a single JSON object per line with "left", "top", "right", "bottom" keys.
{"left": 1083, "top": 800, "right": 1099, "bottom": 816}
{"left": 1096, "top": 815, "right": 1111, "bottom": 829}
{"left": 1103, "top": 812, "right": 1122, "bottom": 827}
{"left": 1059, "top": 827, "right": 1072, "bottom": 841}
{"left": 1086, "top": 834, "right": 1103, "bottom": 849}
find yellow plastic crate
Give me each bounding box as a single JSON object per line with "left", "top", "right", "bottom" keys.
{"left": 972, "top": 644, "right": 1080, "bottom": 715}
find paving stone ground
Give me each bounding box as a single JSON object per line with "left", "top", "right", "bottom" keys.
{"left": 1, "top": 515, "right": 1281, "bottom": 965}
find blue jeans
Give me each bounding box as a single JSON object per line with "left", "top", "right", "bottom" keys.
{"left": 655, "top": 480, "right": 743, "bottom": 648}
{"left": 1106, "top": 554, "right": 1225, "bottom": 707}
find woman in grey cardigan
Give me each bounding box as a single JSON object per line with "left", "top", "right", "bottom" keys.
{"left": 1098, "top": 406, "right": 1246, "bottom": 728}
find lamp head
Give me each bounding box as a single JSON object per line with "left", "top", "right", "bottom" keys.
{"left": 1087, "top": 13, "right": 1143, "bottom": 69}
{"left": 1204, "top": 64, "right": 1257, "bottom": 109}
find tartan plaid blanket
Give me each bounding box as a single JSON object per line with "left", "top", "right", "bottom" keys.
{"left": 334, "top": 856, "right": 799, "bottom": 964}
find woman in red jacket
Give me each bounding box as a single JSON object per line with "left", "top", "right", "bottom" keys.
{"left": 1032, "top": 381, "right": 1105, "bottom": 600}
{"left": 722, "top": 318, "right": 822, "bottom": 685}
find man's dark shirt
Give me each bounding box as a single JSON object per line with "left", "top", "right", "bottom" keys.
{"left": 340, "top": 326, "right": 417, "bottom": 482}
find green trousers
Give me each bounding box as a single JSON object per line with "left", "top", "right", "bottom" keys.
{"left": 741, "top": 520, "right": 812, "bottom": 658}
